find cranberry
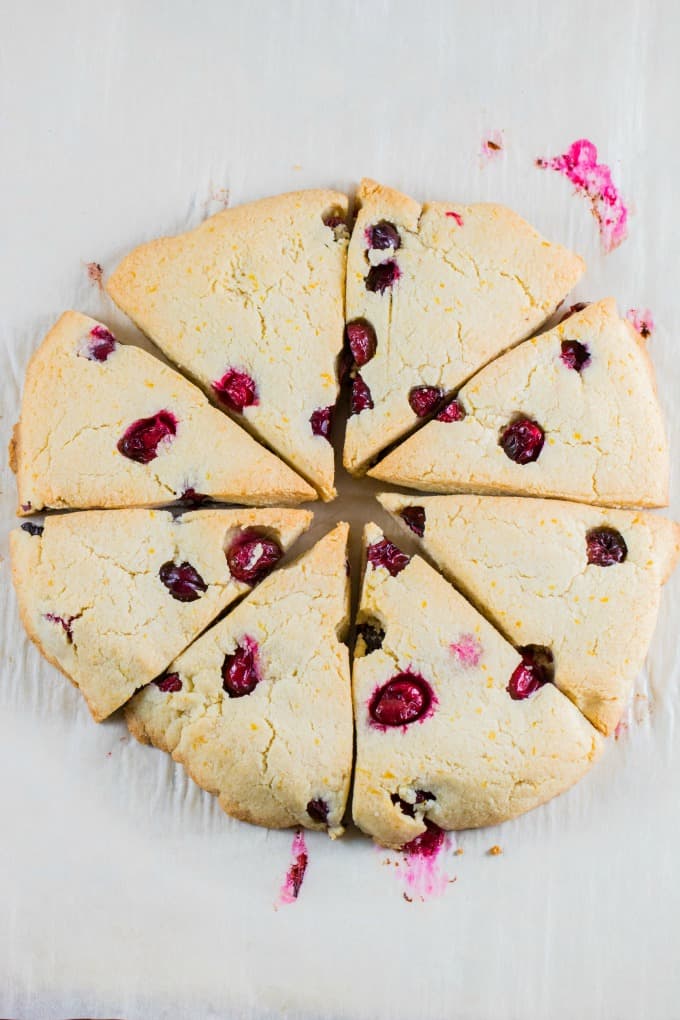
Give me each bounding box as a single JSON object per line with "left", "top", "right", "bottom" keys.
{"left": 153, "top": 672, "right": 183, "bottom": 693}
{"left": 286, "top": 839, "right": 308, "bottom": 898}
{"left": 436, "top": 398, "right": 466, "bottom": 422}
{"left": 365, "top": 260, "right": 400, "bottom": 294}
{"left": 507, "top": 645, "right": 553, "bottom": 701}
{"left": 559, "top": 302, "right": 588, "bottom": 322}
{"left": 445, "top": 211, "right": 464, "bottom": 227}
{"left": 350, "top": 374, "right": 374, "bottom": 415}
{"left": 499, "top": 418, "right": 544, "bottom": 464}
{"left": 356, "top": 621, "right": 385, "bottom": 654}
{"left": 391, "top": 789, "right": 435, "bottom": 818}
{"left": 346, "top": 320, "right": 377, "bottom": 367}
{"left": 179, "top": 487, "right": 209, "bottom": 507}
{"left": 400, "top": 506, "right": 425, "bottom": 537}
{"left": 213, "top": 369, "right": 258, "bottom": 413}
{"left": 44, "top": 613, "right": 76, "bottom": 643}
{"left": 85, "top": 324, "right": 117, "bottom": 362}
{"left": 21, "top": 522, "right": 43, "bottom": 537}
{"left": 560, "top": 339, "right": 591, "bottom": 372}
{"left": 306, "top": 798, "right": 329, "bottom": 824}
{"left": 369, "top": 672, "right": 433, "bottom": 727}
{"left": 402, "top": 820, "right": 446, "bottom": 857}
{"left": 366, "top": 220, "right": 401, "bottom": 251}
{"left": 222, "top": 637, "right": 261, "bottom": 698}
{"left": 586, "top": 528, "right": 628, "bottom": 566}
{"left": 366, "top": 538, "right": 410, "bottom": 576}
{"left": 117, "top": 411, "right": 177, "bottom": 464}
{"left": 323, "top": 208, "right": 346, "bottom": 229}
{"left": 409, "top": 386, "right": 443, "bottom": 418}
{"left": 159, "top": 561, "right": 208, "bottom": 602}
{"left": 310, "top": 405, "right": 333, "bottom": 442}
{"left": 227, "top": 530, "right": 282, "bottom": 584}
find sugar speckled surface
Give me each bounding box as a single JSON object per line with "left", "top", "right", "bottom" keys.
{"left": 1, "top": 1, "right": 679, "bottom": 1018}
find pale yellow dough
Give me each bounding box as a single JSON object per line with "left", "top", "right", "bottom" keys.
{"left": 352, "top": 524, "right": 602, "bottom": 848}
{"left": 10, "top": 507, "right": 311, "bottom": 721}
{"left": 125, "top": 524, "right": 353, "bottom": 836}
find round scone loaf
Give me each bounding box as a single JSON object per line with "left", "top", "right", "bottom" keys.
{"left": 370, "top": 299, "right": 669, "bottom": 507}
{"left": 125, "top": 524, "right": 353, "bottom": 837}
{"left": 352, "top": 524, "right": 602, "bottom": 849}
{"left": 343, "top": 178, "right": 584, "bottom": 475}
{"left": 107, "top": 190, "right": 349, "bottom": 501}
{"left": 10, "top": 507, "right": 311, "bottom": 722}
{"left": 10, "top": 311, "right": 315, "bottom": 514}
{"left": 380, "top": 493, "right": 680, "bottom": 736}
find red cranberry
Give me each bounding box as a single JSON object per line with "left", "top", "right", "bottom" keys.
{"left": 366, "top": 220, "right": 401, "bottom": 251}
{"left": 560, "top": 339, "right": 591, "bottom": 372}
{"left": 179, "top": 487, "right": 209, "bottom": 507}
{"left": 391, "top": 789, "right": 435, "bottom": 818}
{"left": 153, "top": 672, "right": 183, "bottom": 693}
{"left": 507, "top": 646, "right": 553, "bottom": 701}
{"left": 445, "top": 211, "right": 464, "bottom": 227}
{"left": 402, "top": 820, "right": 446, "bottom": 857}
{"left": 323, "top": 208, "right": 346, "bottom": 229}
{"left": 227, "top": 530, "right": 282, "bottom": 584}
{"left": 21, "top": 522, "right": 44, "bottom": 537}
{"left": 400, "top": 506, "right": 425, "bottom": 537}
{"left": 365, "top": 260, "right": 400, "bottom": 294}
{"left": 117, "top": 411, "right": 178, "bottom": 464}
{"left": 559, "top": 302, "right": 588, "bottom": 323}
{"left": 350, "top": 374, "right": 374, "bottom": 415}
{"left": 499, "top": 418, "right": 544, "bottom": 464}
{"left": 44, "top": 613, "right": 76, "bottom": 643}
{"left": 287, "top": 839, "right": 308, "bottom": 898}
{"left": 409, "top": 386, "right": 443, "bottom": 418}
{"left": 213, "top": 369, "right": 258, "bottom": 413}
{"left": 306, "top": 798, "right": 329, "bottom": 824}
{"left": 369, "top": 672, "right": 433, "bottom": 727}
{"left": 356, "top": 621, "right": 385, "bottom": 654}
{"left": 366, "top": 538, "right": 410, "bottom": 576}
{"left": 310, "top": 405, "right": 334, "bottom": 442}
{"left": 159, "top": 561, "right": 208, "bottom": 602}
{"left": 85, "top": 324, "right": 117, "bottom": 362}
{"left": 586, "top": 528, "right": 628, "bottom": 566}
{"left": 436, "top": 399, "right": 466, "bottom": 422}
{"left": 346, "top": 320, "right": 377, "bottom": 367}
{"left": 222, "top": 637, "right": 261, "bottom": 698}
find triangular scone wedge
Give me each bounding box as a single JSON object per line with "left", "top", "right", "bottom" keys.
{"left": 10, "top": 507, "right": 311, "bottom": 722}
{"left": 10, "top": 312, "right": 315, "bottom": 515}
{"left": 352, "top": 524, "right": 602, "bottom": 848}
{"left": 370, "top": 299, "right": 669, "bottom": 507}
{"left": 380, "top": 493, "right": 680, "bottom": 736}
{"left": 107, "top": 190, "right": 349, "bottom": 500}
{"left": 125, "top": 524, "right": 353, "bottom": 836}
{"left": 343, "top": 178, "right": 584, "bottom": 474}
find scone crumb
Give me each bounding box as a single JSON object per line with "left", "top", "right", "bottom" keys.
{"left": 488, "top": 844, "right": 503, "bottom": 856}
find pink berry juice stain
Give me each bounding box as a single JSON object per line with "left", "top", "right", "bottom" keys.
{"left": 626, "top": 307, "right": 655, "bottom": 339}
{"left": 450, "top": 633, "right": 483, "bottom": 668}
{"left": 384, "top": 823, "right": 456, "bottom": 902}
{"left": 278, "top": 829, "right": 309, "bottom": 906}
{"left": 536, "top": 138, "right": 628, "bottom": 252}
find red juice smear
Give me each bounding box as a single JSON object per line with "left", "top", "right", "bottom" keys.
{"left": 401, "top": 823, "right": 454, "bottom": 901}
{"left": 626, "top": 307, "right": 655, "bottom": 339}
{"left": 536, "top": 138, "right": 628, "bottom": 252}
{"left": 480, "top": 130, "right": 504, "bottom": 162}
{"left": 279, "top": 829, "right": 308, "bottom": 905}
{"left": 450, "top": 633, "right": 483, "bottom": 667}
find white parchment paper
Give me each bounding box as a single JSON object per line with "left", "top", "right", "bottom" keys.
{"left": 1, "top": 2, "right": 679, "bottom": 1017}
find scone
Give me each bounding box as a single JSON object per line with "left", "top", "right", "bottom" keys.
{"left": 370, "top": 299, "right": 669, "bottom": 507}
{"left": 10, "top": 507, "right": 311, "bottom": 722}
{"left": 352, "top": 524, "right": 602, "bottom": 848}
{"left": 107, "top": 190, "right": 349, "bottom": 501}
{"left": 380, "top": 493, "right": 680, "bottom": 735}
{"left": 343, "top": 178, "right": 584, "bottom": 475}
{"left": 10, "top": 312, "right": 315, "bottom": 514}
{"left": 125, "top": 524, "right": 352, "bottom": 836}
